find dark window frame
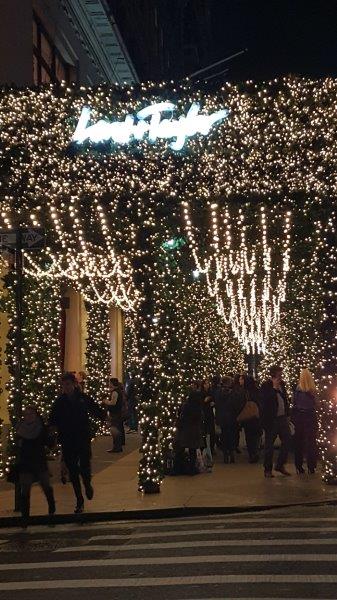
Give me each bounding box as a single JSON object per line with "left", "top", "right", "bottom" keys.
{"left": 33, "top": 12, "right": 75, "bottom": 85}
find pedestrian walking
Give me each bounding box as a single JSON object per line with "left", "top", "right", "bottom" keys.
{"left": 49, "top": 372, "right": 103, "bottom": 514}
{"left": 292, "top": 368, "right": 318, "bottom": 474}
{"left": 260, "top": 365, "right": 292, "bottom": 478}
{"left": 16, "top": 405, "right": 55, "bottom": 528}
{"left": 215, "top": 376, "right": 246, "bottom": 464}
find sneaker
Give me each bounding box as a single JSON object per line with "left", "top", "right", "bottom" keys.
{"left": 74, "top": 502, "right": 84, "bottom": 514}
{"left": 275, "top": 466, "right": 291, "bottom": 476}
{"left": 264, "top": 470, "right": 274, "bottom": 478}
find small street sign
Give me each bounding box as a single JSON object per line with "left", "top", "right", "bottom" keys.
{"left": 0, "top": 232, "right": 16, "bottom": 248}
{"left": 0, "top": 228, "right": 45, "bottom": 250}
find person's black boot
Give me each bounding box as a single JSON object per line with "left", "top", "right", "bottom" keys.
{"left": 83, "top": 480, "right": 94, "bottom": 500}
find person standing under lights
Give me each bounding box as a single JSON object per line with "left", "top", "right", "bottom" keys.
{"left": 260, "top": 365, "right": 292, "bottom": 478}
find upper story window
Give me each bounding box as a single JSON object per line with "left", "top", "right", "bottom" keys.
{"left": 33, "top": 12, "right": 77, "bottom": 85}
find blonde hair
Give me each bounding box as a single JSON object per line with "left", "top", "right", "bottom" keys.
{"left": 299, "top": 368, "right": 316, "bottom": 394}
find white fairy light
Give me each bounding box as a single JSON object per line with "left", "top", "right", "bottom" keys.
{"left": 183, "top": 201, "right": 292, "bottom": 354}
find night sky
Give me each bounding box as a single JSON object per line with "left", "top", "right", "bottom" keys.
{"left": 211, "top": 0, "right": 337, "bottom": 81}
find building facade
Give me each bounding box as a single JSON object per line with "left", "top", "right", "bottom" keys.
{"left": 0, "top": 0, "right": 138, "bottom": 86}
{"left": 0, "top": 0, "right": 132, "bottom": 430}
{"left": 109, "top": 0, "right": 214, "bottom": 81}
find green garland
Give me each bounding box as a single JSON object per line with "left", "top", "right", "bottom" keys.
{"left": 0, "top": 265, "right": 61, "bottom": 477}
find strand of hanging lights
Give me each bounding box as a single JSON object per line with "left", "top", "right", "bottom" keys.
{"left": 183, "top": 201, "right": 291, "bottom": 354}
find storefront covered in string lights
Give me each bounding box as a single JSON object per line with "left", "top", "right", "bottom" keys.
{"left": 0, "top": 77, "right": 336, "bottom": 492}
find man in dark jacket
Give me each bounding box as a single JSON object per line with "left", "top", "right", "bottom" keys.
{"left": 260, "top": 365, "right": 292, "bottom": 478}
{"left": 49, "top": 372, "right": 103, "bottom": 513}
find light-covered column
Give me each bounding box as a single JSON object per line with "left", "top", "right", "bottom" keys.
{"left": 109, "top": 306, "right": 123, "bottom": 381}
{"left": 0, "top": 261, "right": 9, "bottom": 426}
{"left": 63, "top": 289, "right": 87, "bottom": 373}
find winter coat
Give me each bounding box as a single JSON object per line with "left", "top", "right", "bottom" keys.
{"left": 201, "top": 390, "right": 215, "bottom": 430}
{"left": 293, "top": 388, "right": 316, "bottom": 414}
{"left": 215, "top": 385, "right": 246, "bottom": 426}
{"left": 176, "top": 391, "right": 203, "bottom": 449}
{"left": 49, "top": 389, "right": 103, "bottom": 447}
{"left": 17, "top": 422, "right": 52, "bottom": 475}
{"left": 260, "top": 379, "right": 289, "bottom": 429}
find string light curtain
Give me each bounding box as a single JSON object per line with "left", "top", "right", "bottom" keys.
{"left": 183, "top": 200, "right": 291, "bottom": 354}
{"left": 0, "top": 79, "right": 336, "bottom": 487}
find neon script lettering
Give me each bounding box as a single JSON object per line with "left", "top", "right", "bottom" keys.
{"left": 72, "top": 102, "right": 229, "bottom": 151}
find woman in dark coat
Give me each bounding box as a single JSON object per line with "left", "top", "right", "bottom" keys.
{"left": 292, "top": 368, "right": 318, "bottom": 474}
{"left": 215, "top": 377, "right": 246, "bottom": 464}
{"left": 174, "top": 383, "right": 203, "bottom": 474}
{"left": 16, "top": 405, "right": 56, "bottom": 526}
{"left": 234, "top": 374, "right": 262, "bottom": 463}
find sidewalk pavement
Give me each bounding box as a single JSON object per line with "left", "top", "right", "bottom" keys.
{"left": 1, "top": 433, "right": 336, "bottom": 522}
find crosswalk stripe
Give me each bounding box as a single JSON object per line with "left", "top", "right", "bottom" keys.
{"left": 2, "top": 553, "right": 337, "bottom": 571}
{"left": 90, "top": 526, "right": 337, "bottom": 540}
{"left": 2, "top": 515, "right": 337, "bottom": 536}
{"left": 54, "top": 538, "right": 337, "bottom": 553}
{"left": 2, "top": 574, "right": 337, "bottom": 590}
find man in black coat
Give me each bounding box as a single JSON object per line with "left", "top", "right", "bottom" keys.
{"left": 49, "top": 372, "right": 103, "bottom": 513}
{"left": 260, "top": 365, "right": 292, "bottom": 478}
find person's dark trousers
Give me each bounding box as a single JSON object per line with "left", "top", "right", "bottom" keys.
{"left": 128, "top": 403, "right": 138, "bottom": 431}
{"left": 173, "top": 447, "right": 197, "bottom": 475}
{"left": 244, "top": 418, "right": 261, "bottom": 461}
{"left": 62, "top": 441, "right": 92, "bottom": 504}
{"left": 188, "top": 448, "right": 197, "bottom": 472}
{"left": 221, "top": 421, "right": 236, "bottom": 457}
{"left": 19, "top": 470, "right": 55, "bottom": 520}
{"left": 294, "top": 412, "right": 318, "bottom": 472}
{"left": 110, "top": 415, "right": 124, "bottom": 451}
{"left": 204, "top": 417, "right": 216, "bottom": 453}
{"left": 264, "top": 416, "right": 292, "bottom": 472}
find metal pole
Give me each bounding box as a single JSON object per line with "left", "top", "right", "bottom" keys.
{"left": 188, "top": 49, "right": 247, "bottom": 79}
{"left": 14, "top": 229, "right": 23, "bottom": 511}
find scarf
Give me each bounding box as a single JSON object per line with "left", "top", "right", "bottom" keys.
{"left": 17, "top": 418, "right": 43, "bottom": 440}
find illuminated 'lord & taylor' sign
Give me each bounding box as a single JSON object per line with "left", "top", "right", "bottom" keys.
{"left": 72, "top": 102, "right": 229, "bottom": 151}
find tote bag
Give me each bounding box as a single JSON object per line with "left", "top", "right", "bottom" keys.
{"left": 237, "top": 400, "right": 259, "bottom": 423}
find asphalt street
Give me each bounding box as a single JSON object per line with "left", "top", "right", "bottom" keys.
{"left": 1, "top": 504, "right": 337, "bottom": 599}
